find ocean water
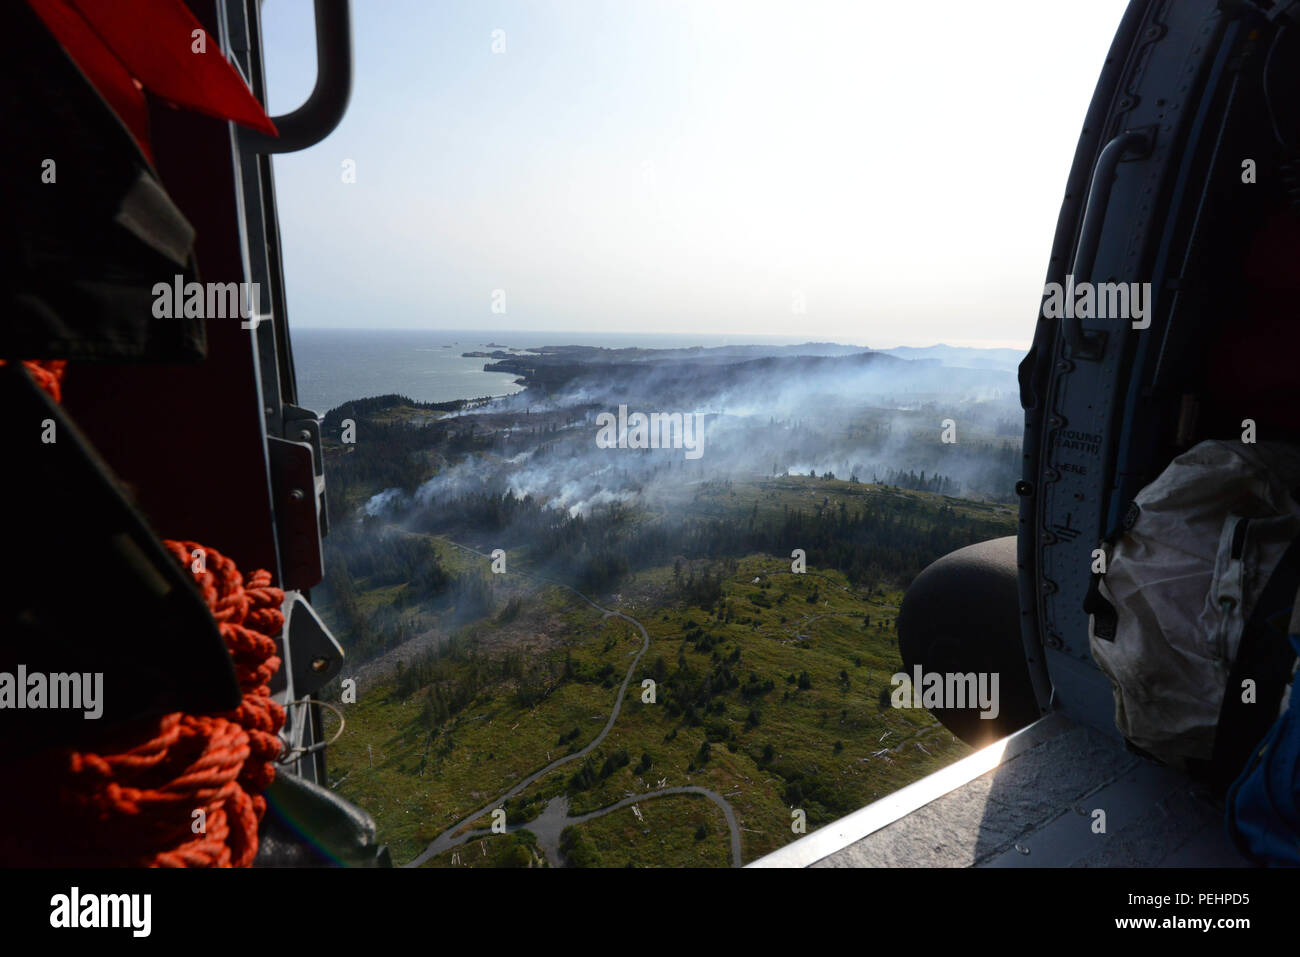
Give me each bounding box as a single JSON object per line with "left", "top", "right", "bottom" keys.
{"left": 290, "top": 329, "right": 527, "bottom": 414}
{"left": 290, "top": 327, "right": 833, "bottom": 413}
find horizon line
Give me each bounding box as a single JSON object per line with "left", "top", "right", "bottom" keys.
{"left": 289, "top": 326, "right": 1032, "bottom": 352}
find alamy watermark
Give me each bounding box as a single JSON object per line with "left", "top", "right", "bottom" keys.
{"left": 1042, "top": 274, "right": 1152, "bottom": 330}
{"left": 891, "top": 666, "right": 1000, "bottom": 720}
{"left": 151, "top": 275, "right": 266, "bottom": 328}
{"left": 0, "top": 665, "right": 103, "bottom": 719}
{"left": 595, "top": 404, "right": 706, "bottom": 460}
{"left": 50, "top": 887, "right": 150, "bottom": 937}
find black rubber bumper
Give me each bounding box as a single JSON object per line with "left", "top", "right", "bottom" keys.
{"left": 897, "top": 536, "right": 1040, "bottom": 747}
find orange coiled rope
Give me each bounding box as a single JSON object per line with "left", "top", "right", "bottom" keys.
{"left": 0, "top": 358, "right": 67, "bottom": 402}
{"left": 1, "top": 360, "right": 286, "bottom": 867}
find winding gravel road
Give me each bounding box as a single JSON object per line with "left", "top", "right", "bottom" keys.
{"left": 420, "top": 786, "right": 741, "bottom": 867}
{"left": 404, "top": 538, "right": 742, "bottom": 868}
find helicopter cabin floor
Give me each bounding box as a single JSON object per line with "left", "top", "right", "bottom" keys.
{"left": 749, "top": 712, "right": 1249, "bottom": 868}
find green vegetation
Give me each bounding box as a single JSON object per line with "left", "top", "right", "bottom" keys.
{"left": 560, "top": 795, "right": 731, "bottom": 868}
{"left": 320, "top": 544, "right": 999, "bottom": 864}
{"left": 315, "top": 396, "right": 1017, "bottom": 867}
{"left": 422, "top": 830, "right": 547, "bottom": 868}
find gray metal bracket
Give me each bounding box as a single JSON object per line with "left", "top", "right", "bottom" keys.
{"left": 284, "top": 593, "right": 344, "bottom": 696}
{"left": 283, "top": 403, "right": 329, "bottom": 539}
{"left": 267, "top": 436, "right": 324, "bottom": 591}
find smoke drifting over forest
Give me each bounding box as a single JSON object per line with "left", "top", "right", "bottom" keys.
{"left": 361, "top": 344, "right": 1023, "bottom": 521}
{"left": 318, "top": 344, "right": 1025, "bottom": 664}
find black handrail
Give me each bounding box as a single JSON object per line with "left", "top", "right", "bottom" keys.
{"left": 242, "top": 0, "right": 352, "bottom": 154}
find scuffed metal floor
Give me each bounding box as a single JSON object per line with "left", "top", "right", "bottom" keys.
{"left": 751, "top": 714, "right": 1249, "bottom": 868}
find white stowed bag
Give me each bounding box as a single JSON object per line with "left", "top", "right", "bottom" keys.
{"left": 1092, "top": 440, "right": 1300, "bottom": 764}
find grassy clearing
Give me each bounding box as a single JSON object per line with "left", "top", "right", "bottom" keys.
{"left": 420, "top": 830, "right": 547, "bottom": 868}
{"left": 326, "top": 550, "right": 970, "bottom": 865}
{"left": 561, "top": 794, "right": 732, "bottom": 868}
{"left": 324, "top": 598, "right": 639, "bottom": 863}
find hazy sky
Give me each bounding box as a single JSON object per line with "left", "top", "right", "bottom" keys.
{"left": 262, "top": 0, "right": 1130, "bottom": 348}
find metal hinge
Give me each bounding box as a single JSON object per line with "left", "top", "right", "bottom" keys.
{"left": 269, "top": 404, "right": 329, "bottom": 591}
